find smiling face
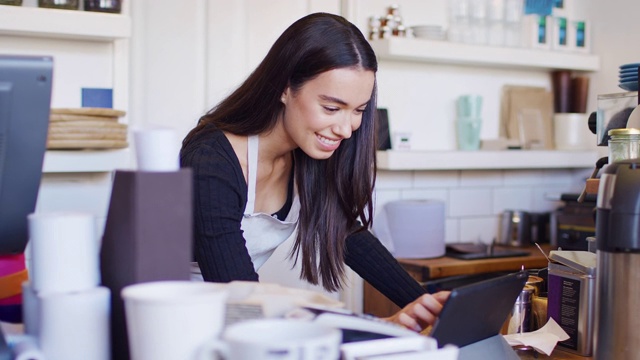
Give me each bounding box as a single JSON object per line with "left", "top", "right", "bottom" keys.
{"left": 280, "top": 67, "right": 375, "bottom": 160}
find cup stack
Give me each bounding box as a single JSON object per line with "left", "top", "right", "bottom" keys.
{"left": 456, "top": 94, "right": 483, "bottom": 150}
{"left": 24, "top": 212, "right": 111, "bottom": 360}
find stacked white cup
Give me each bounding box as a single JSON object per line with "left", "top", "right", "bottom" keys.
{"left": 23, "top": 212, "right": 111, "bottom": 360}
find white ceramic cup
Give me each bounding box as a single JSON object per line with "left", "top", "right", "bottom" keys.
{"left": 553, "top": 113, "right": 593, "bottom": 150}
{"left": 121, "top": 281, "right": 228, "bottom": 360}
{"left": 133, "top": 127, "right": 180, "bottom": 171}
{"left": 199, "top": 319, "right": 342, "bottom": 360}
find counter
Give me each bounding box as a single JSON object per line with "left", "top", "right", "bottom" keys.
{"left": 364, "top": 244, "right": 550, "bottom": 317}
{"left": 363, "top": 244, "right": 594, "bottom": 359}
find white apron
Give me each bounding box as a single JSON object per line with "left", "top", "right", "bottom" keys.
{"left": 191, "top": 135, "right": 299, "bottom": 280}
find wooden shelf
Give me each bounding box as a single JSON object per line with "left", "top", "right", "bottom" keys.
{"left": 0, "top": 5, "right": 131, "bottom": 41}
{"left": 377, "top": 150, "right": 600, "bottom": 171}
{"left": 370, "top": 37, "right": 600, "bottom": 72}
{"left": 43, "top": 149, "right": 131, "bottom": 173}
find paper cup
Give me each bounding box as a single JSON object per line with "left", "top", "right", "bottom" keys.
{"left": 201, "top": 319, "right": 342, "bottom": 360}
{"left": 28, "top": 212, "right": 99, "bottom": 295}
{"left": 121, "top": 281, "right": 227, "bottom": 360}
{"left": 133, "top": 127, "right": 180, "bottom": 171}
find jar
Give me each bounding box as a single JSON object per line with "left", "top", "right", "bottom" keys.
{"left": 608, "top": 128, "right": 640, "bottom": 163}
{"left": 38, "top": 0, "right": 79, "bottom": 10}
{"left": 84, "top": 0, "right": 121, "bottom": 13}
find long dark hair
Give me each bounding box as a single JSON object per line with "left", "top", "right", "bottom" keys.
{"left": 183, "top": 13, "right": 378, "bottom": 291}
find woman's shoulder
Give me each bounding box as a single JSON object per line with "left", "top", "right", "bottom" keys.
{"left": 180, "top": 123, "right": 240, "bottom": 172}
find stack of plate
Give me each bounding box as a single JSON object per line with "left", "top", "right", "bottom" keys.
{"left": 47, "top": 108, "right": 128, "bottom": 149}
{"left": 410, "top": 25, "right": 446, "bottom": 41}
{"left": 619, "top": 63, "right": 639, "bottom": 91}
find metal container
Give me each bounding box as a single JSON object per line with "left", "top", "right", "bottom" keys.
{"left": 594, "top": 161, "right": 640, "bottom": 359}
{"left": 503, "top": 284, "right": 534, "bottom": 335}
{"left": 547, "top": 250, "right": 596, "bottom": 357}
{"left": 499, "top": 210, "right": 531, "bottom": 247}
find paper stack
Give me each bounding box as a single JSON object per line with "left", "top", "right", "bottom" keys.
{"left": 47, "top": 108, "right": 128, "bottom": 149}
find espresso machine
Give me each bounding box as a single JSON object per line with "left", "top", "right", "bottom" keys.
{"left": 594, "top": 160, "right": 640, "bottom": 359}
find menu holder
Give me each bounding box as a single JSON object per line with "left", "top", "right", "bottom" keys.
{"left": 100, "top": 169, "right": 193, "bottom": 360}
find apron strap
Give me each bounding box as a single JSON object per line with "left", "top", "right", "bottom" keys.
{"left": 245, "top": 135, "right": 259, "bottom": 214}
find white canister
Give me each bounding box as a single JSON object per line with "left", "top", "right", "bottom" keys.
{"left": 553, "top": 113, "right": 594, "bottom": 150}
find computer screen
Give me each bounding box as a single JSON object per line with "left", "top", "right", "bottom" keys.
{"left": 0, "top": 55, "right": 53, "bottom": 255}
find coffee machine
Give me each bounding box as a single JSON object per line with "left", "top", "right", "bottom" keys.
{"left": 594, "top": 160, "right": 640, "bottom": 359}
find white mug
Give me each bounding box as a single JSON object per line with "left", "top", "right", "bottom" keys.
{"left": 121, "top": 281, "right": 228, "bottom": 360}
{"left": 200, "top": 319, "right": 341, "bottom": 360}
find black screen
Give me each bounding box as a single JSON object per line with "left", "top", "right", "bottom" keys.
{"left": 0, "top": 55, "right": 53, "bottom": 255}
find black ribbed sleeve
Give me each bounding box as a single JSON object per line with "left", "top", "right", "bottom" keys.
{"left": 345, "top": 229, "right": 427, "bottom": 308}
{"left": 180, "top": 126, "right": 259, "bottom": 282}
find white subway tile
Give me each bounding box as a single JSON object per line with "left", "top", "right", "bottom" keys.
{"left": 493, "top": 187, "right": 534, "bottom": 214}
{"left": 372, "top": 189, "right": 402, "bottom": 218}
{"left": 401, "top": 189, "right": 448, "bottom": 201}
{"left": 445, "top": 218, "right": 459, "bottom": 243}
{"left": 459, "top": 216, "right": 500, "bottom": 244}
{"left": 503, "top": 170, "right": 545, "bottom": 185}
{"left": 414, "top": 171, "right": 459, "bottom": 188}
{"left": 532, "top": 185, "right": 577, "bottom": 212}
{"left": 541, "top": 169, "right": 575, "bottom": 185}
{"left": 449, "top": 188, "right": 493, "bottom": 216}
{"left": 460, "top": 170, "right": 503, "bottom": 187}
{"left": 376, "top": 170, "right": 413, "bottom": 189}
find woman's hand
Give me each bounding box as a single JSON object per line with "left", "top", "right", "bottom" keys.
{"left": 383, "top": 291, "right": 451, "bottom": 332}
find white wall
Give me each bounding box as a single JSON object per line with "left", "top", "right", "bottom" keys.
{"left": 29, "top": 0, "right": 638, "bottom": 312}
{"left": 123, "top": 0, "right": 636, "bottom": 312}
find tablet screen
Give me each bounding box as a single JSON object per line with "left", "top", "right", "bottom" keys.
{"left": 429, "top": 270, "right": 529, "bottom": 348}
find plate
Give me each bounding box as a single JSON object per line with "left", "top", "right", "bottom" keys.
{"left": 620, "top": 69, "right": 638, "bottom": 76}
{"left": 619, "top": 81, "right": 639, "bottom": 91}
{"left": 619, "top": 75, "right": 638, "bottom": 81}
{"left": 620, "top": 62, "right": 640, "bottom": 70}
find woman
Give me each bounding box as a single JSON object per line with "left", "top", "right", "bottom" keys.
{"left": 180, "top": 12, "right": 448, "bottom": 332}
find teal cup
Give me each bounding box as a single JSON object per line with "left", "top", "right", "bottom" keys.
{"left": 456, "top": 95, "right": 483, "bottom": 150}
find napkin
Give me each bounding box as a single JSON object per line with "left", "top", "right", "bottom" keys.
{"left": 503, "top": 317, "right": 569, "bottom": 355}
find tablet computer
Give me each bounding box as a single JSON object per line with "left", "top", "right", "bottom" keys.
{"left": 429, "top": 270, "right": 529, "bottom": 348}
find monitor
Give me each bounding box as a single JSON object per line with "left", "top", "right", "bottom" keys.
{"left": 0, "top": 55, "right": 53, "bottom": 255}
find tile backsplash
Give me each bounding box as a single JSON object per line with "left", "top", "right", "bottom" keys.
{"left": 373, "top": 167, "right": 593, "bottom": 244}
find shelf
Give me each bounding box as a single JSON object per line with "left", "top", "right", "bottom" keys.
{"left": 0, "top": 5, "right": 131, "bottom": 41}
{"left": 370, "top": 37, "right": 600, "bottom": 72}
{"left": 376, "top": 150, "right": 600, "bottom": 171}
{"left": 43, "top": 149, "right": 131, "bottom": 173}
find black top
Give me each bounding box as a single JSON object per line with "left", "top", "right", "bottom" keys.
{"left": 180, "top": 124, "right": 426, "bottom": 308}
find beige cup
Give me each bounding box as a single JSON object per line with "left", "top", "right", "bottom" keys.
{"left": 200, "top": 319, "right": 341, "bottom": 360}
{"left": 121, "top": 281, "right": 228, "bottom": 360}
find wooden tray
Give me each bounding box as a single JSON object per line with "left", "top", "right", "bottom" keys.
{"left": 48, "top": 133, "right": 127, "bottom": 141}
{"left": 49, "top": 121, "right": 127, "bottom": 129}
{"left": 50, "top": 107, "right": 126, "bottom": 117}
{"left": 47, "top": 139, "right": 129, "bottom": 149}
{"left": 50, "top": 114, "right": 119, "bottom": 122}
